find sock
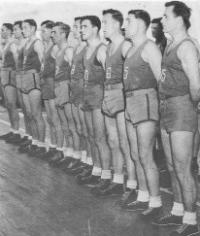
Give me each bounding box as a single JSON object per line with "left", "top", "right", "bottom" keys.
{"left": 126, "top": 179, "right": 137, "bottom": 190}
{"left": 27, "top": 135, "right": 32, "bottom": 140}
{"left": 49, "top": 144, "right": 57, "bottom": 149}
{"left": 183, "top": 211, "right": 197, "bottom": 225}
{"left": 81, "top": 150, "right": 87, "bottom": 163}
{"left": 65, "top": 147, "right": 74, "bottom": 157}
{"left": 113, "top": 174, "right": 124, "bottom": 184}
{"left": 37, "top": 141, "right": 46, "bottom": 148}
{"left": 73, "top": 151, "right": 81, "bottom": 160}
{"left": 149, "top": 195, "right": 162, "bottom": 208}
{"left": 171, "top": 202, "right": 184, "bottom": 216}
{"left": 92, "top": 166, "right": 102, "bottom": 176}
{"left": 86, "top": 157, "right": 93, "bottom": 166}
{"left": 32, "top": 139, "right": 38, "bottom": 145}
{"left": 10, "top": 129, "right": 19, "bottom": 134}
{"left": 101, "top": 169, "right": 112, "bottom": 180}
{"left": 137, "top": 190, "right": 149, "bottom": 202}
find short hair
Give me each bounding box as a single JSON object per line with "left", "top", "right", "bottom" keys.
{"left": 102, "top": 9, "right": 124, "bottom": 27}
{"left": 41, "top": 20, "right": 54, "bottom": 29}
{"left": 128, "top": 9, "right": 151, "bottom": 28}
{"left": 81, "top": 15, "right": 101, "bottom": 32}
{"left": 2, "top": 23, "right": 13, "bottom": 32}
{"left": 165, "top": 1, "right": 191, "bottom": 29}
{"left": 74, "top": 17, "right": 83, "bottom": 22}
{"left": 54, "top": 22, "right": 71, "bottom": 39}
{"left": 151, "top": 17, "right": 163, "bottom": 29}
{"left": 14, "top": 21, "right": 23, "bottom": 29}
{"left": 23, "top": 19, "right": 37, "bottom": 31}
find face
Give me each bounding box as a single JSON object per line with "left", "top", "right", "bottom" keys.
{"left": 151, "top": 23, "right": 160, "bottom": 38}
{"left": 13, "top": 24, "right": 23, "bottom": 39}
{"left": 81, "top": 19, "right": 95, "bottom": 41}
{"left": 1, "top": 25, "right": 11, "bottom": 39}
{"left": 102, "top": 13, "right": 118, "bottom": 39}
{"left": 161, "top": 6, "right": 178, "bottom": 33}
{"left": 73, "top": 20, "right": 81, "bottom": 39}
{"left": 22, "top": 22, "right": 35, "bottom": 38}
{"left": 51, "top": 26, "right": 64, "bottom": 44}
{"left": 40, "top": 24, "right": 52, "bottom": 41}
{"left": 125, "top": 14, "right": 138, "bottom": 38}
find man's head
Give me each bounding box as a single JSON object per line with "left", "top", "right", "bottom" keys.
{"left": 22, "top": 19, "right": 37, "bottom": 38}
{"left": 1, "top": 23, "right": 13, "bottom": 39}
{"left": 102, "top": 9, "right": 123, "bottom": 39}
{"left": 151, "top": 17, "right": 163, "bottom": 39}
{"left": 13, "top": 21, "right": 23, "bottom": 39}
{"left": 125, "top": 9, "right": 150, "bottom": 38}
{"left": 51, "top": 22, "right": 71, "bottom": 44}
{"left": 40, "top": 20, "right": 54, "bottom": 42}
{"left": 80, "top": 15, "right": 101, "bottom": 41}
{"left": 162, "top": 1, "right": 191, "bottom": 33}
{"left": 73, "top": 17, "right": 82, "bottom": 40}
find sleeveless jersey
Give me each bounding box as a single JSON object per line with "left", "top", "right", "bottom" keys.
{"left": 105, "top": 41, "right": 124, "bottom": 85}
{"left": 23, "top": 39, "right": 41, "bottom": 72}
{"left": 123, "top": 40, "right": 157, "bottom": 91}
{"left": 83, "top": 43, "right": 105, "bottom": 87}
{"left": 2, "top": 42, "right": 16, "bottom": 70}
{"left": 159, "top": 38, "right": 196, "bottom": 97}
{"left": 42, "top": 44, "right": 56, "bottom": 78}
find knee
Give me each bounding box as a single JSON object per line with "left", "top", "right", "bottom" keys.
{"left": 107, "top": 135, "right": 118, "bottom": 149}
{"left": 46, "top": 116, "right": 53, "bottom": 127}
{"left": 94, "top": 133, "right": 106, "bottom": 146}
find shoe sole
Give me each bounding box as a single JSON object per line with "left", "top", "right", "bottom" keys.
{"left": 152, "top": 222, "right": 182, "bottom": 227}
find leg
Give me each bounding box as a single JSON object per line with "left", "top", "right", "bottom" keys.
{"left": 57, "top": 107, "right": 69, "bottom": 148}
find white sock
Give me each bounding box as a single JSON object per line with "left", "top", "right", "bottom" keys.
{"left": 11, "top": 129, "right": 19, "bottom": 134}
{"left": 73, "top": 151, "right": 81, "bottom": 160}
{"left": 171, "top": 202, "right": 184, "bottom": 216}
{"left": 57, "top": 147, "right": 64, "bottom": 152}
{"left": 113, "top": 174, "right": 124, "bottom": 184}
{"left": 126, "top": 179, "right": 137, "bottom": 190}
{"left": 27, "top": 135, "right": 32, "bottom": 140}
{"left": 32, "top": 139, "right": 38, "bottom": 145}
{"left": 92, "top": 166, "right": 102, "bottom": 176}
{"left": 81, "top": 150, "right": 87, "bottom": 163}
{"left": 183, "top": 211, "right": 197, "bottom": 225}
{"left": 64, "top": 147, "right": 74, "bottom": 156}
{"left": 37, "top": 141, "right": 46, "bottom": 148}
{"left": 137, "top": 190, "right": 149, "bottom": 202}
{"left": 149, "top": 195, "right": 162, "bottom": 208}
{"left": 101, "top": 169, "right": 112, "bottom": 180}
{"left": 49, "top": 144, "right": 57, "bottom": 149}
{"left": 86, "top": 157, "right": 93, "bottom": 166}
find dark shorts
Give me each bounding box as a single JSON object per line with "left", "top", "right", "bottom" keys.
{"left": 55, "top": 80, "right": 70, "bottom": 108}
{"left": 69, "top": 80, "right": 83, "bottom": 107}
{"left": 102, "top": 85, "right": 124, "bottom": 117}
{"left": 41, "top": 77, "right": 56, "bottom": 100}
{"left": 16, "top": 72, "right": 23, "bottom": 89}
{"left": 0, "top": 69, "right": 16, "bottom": 88}
{"left": 21, "top": 71, "right": 41, "bottom": 94}
{"left": 81, "top": 84, "right": 103, "bottom": 111}
{"left": 160, "top": 94, "right": 197, "bottom": 133}
{"left": 125, "top": 88, "right": 159, "bottom": 125}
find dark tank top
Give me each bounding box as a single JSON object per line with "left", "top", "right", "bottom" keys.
{"left": 123, "top": 40, "right": 157, "bottom": 91}
{"left": 71, "top": 46, "right": 86, "bottom": 82}
{"left": 105, "top": 41, "right": 124, "bottom": 85}
{"left": 55, "top": 46, "right": 71, "bottom": 82}
{"left": 42, "top": 44, "right": 56, "bottom": 78}
{"left": 2, "top": 42, "right": 16, "bottom": 70}
{"left": 159, "top": 38, "right": 197, "bottom": 97}
{"left": 23, "top": 39, "right": 41, "bottom": 72}
{"left": 16, "top": 46, "right": 24, "bottom": 72}
{"left": 83, "top": 43, "right": 105, "bottom": 87}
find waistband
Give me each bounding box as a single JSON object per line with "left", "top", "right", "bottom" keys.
{"left": 104, "top": 83, "right": 123, "bottom": 90}
{"left": 159, "top": 93, "right": 190, "bottom": 101}
{"left": 55, "top": 80, "right": 69, "bottom": 86}
{"left": 125, "top": 88, "right": 156, "bottom": 98}
{"left": 1, "top": 67, "right": 14, "bottom": 72}
{"left": 22, "top": 69, "right": 39, "bottom": 75}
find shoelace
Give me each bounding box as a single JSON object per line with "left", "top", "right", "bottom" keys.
{"left": 159, "top": 214, "right": 173, "bottom": 222}
{"left": 176, "top": 224, "right": 189, "bottom": 233}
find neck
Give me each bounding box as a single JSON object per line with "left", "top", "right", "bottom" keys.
{"left": 170, "top": 28, "right": 188, "bottom": 43}
{"left": 57, "top": 40, "right": 67, "bottom": 49}
{"left": 87, "top": 36, "right": 100, "bottom": 47}
{"left": 109, "top": 31, "right": 124, "bottom": 45}
{"left": 5, "top": 36, "right": 12, "bottom": 44}
{"left": 130, "top": 32, "right": 147, "bottom": 47}
{"left": 27, "top": 34, "right": 36, "bottom": 42}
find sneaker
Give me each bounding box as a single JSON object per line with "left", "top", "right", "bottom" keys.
{"left": 96, "top": 183, "right": 124, "bottom": 197}
{"left": 5, "top": 133, "right": 21, "bottom": 144}
{"left": 49, "top": 151, "right": 64, "bottom": 164}
{"left": 76, "top": 174, "right": 100, "bottom": 186}
{"left": 34, "top": 147, "right": 47, "bottom": 158}
{"left": 170, "top": 224, "right": 199, "bottom": 236}
{"left": 91, "top": 179, "right": 111, "bottom": 195}
{"left": 141, "top": 206, "right": 162, "bottom": 220}
{"left": 76, "top": 166, "right": 93, "bottom": 180}
{"left": 123, "top": 200, "right": 148, "bottom": 212}
{"left": 152, "top": 214, "right": 183, "bottom": 226}
{"left": 119, "top": 188, "right": 137, "bottom": 207}
{"left": 28, "top": 145, "right": 38, "bottom": 156}
{"left": 0, "top": 132, "right": 13, "bottom": 140}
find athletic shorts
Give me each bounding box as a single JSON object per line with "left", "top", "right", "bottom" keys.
{"left": 102, "top": 84, "right": 124, "bottom": 117}
{"left": 41, "top": 77, "right": 56, "bottom": 100}
{"left": 16, "top": 72, "right": 23, "bottom": 89}
{"left": 160, "top": 94, "right": 197, "bottom": 133}
{"left": 69, "top": 80, "right": 83, "bottom": 107}
{"left": 55, "top": 80, "right": 70, "bottom": 108}
{"left": 21, "top": 71, "right": 41, "bottom": 94}
{"left": 125, "top": 88, "right": 159, "bottom": 125}
{"left": 81, "top": 84, "right": 103, "bottom": 111}
{"left": 0, "top": 68, "right": 16, "bottom": 88}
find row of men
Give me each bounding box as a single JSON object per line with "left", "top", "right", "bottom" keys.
{"left": 0, "top": 1, "right": 200, "bottom": 236}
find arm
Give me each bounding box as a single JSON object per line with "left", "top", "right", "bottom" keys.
{"left": 34, "top": 40, "right": 44, "bottom": 65}
{"left": 96, "top": 44, "right": 107, "bottom": 70}
{"left": 64, "top": 47, "right": 74, "bottom": 67}
{"left": 177, "top": 41, "right": 200, "bottom": 102}
{"left": 10, "top": 43, "right": 18, "bottom": 66}
{"left": 142, "top": 41, "right": 162, "bottom": 81}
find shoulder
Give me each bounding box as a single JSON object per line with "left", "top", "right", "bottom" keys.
{"left": 143, "top": 40, "right": 159, "bottom": 53}
{"left": 177, "top": 39, "right": 198, "bottom": 58}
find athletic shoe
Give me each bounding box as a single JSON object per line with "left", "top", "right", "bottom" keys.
{"left": 76, "top": 174, "right": 100, "bottom": 186}
{"left": 28, "top": 145, "right": 38, "bottom": 156}
{"left": 152, "top": 214, "right": 183, "bottom": 226}
{"left": 76, "top": 166, "right": 93, "bottom": 180}
{"left": 49, "top": 151, "right": 64, "bottom": 164}
{"left": 123, "top": 200, "right": 148, "bottom": 212}
{"left": 119, "top": 188, "right": 137, "bottom": 207}
{"left": 141, "top": 206, "right": 162, "bottom": 220}
{"left": 5, "top": 133, "right": 22, "bottom": 144}
{"left": 170, "top": 224, "right": 199, "bottom": 236}
{"left": 0, "top": 132, "right": 13, "bottom": 140}
{"left": 95, "top": 183, "right": 124, "bottom": 197}
{"left": 91, "top": 179, "right": 111, "bottom": 195}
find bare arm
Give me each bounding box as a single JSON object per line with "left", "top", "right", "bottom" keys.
{"left": 64, "top": 47, "right": 74, "bottom": 67}
{"left": 142, "top": 41, "right": 162, "bottom": 81}
{"left": 34, "top": 40, "right": 44, "bottom": 65}
{"left": 96, "top": 44, "right": 107, "bottom": 70}
{"left": 178, "top": 41, "right": 200, "bottom": 102}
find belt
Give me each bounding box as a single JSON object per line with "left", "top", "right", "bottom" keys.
{"left": 1, "top": 67, "right": 14, "bottom": 71}
{"left": 105, "top": 83, "right": 123, "bottom": 90}
{"left": 125, "top": 88, "right": 156, "bottom": 97}
{"left": 159, "top": 93, "right": 189, "bottom": 101}
{"left": 22, "top": 69, "right": 39, "bottom": 75}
